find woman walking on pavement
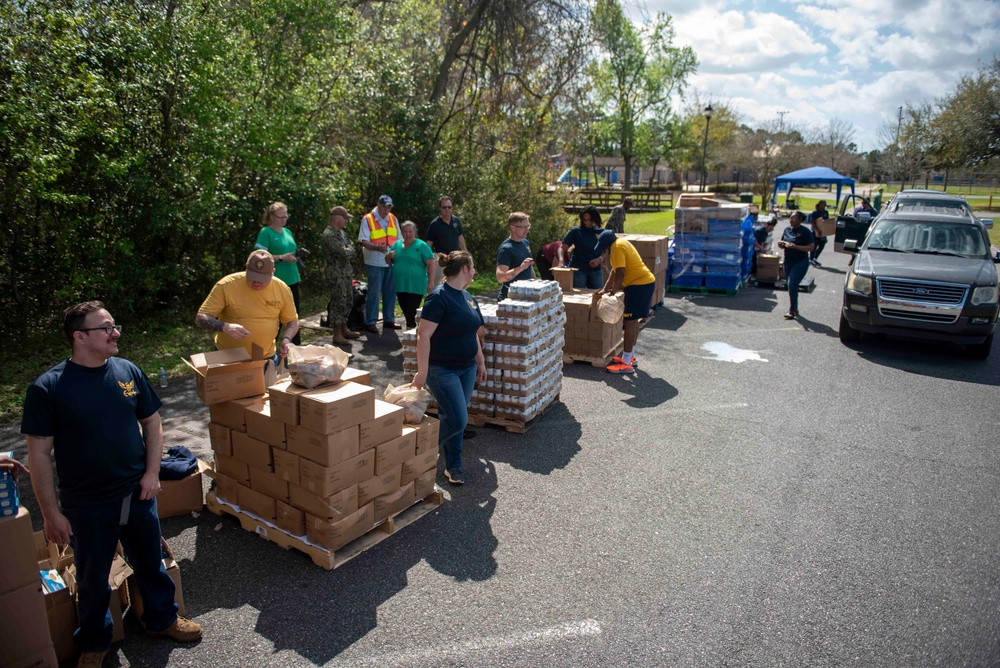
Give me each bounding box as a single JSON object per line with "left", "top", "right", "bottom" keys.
{"left": 411, "top": 251, "right": 487, "bottom": 486}
{"left": 778, "top": 211, "right": 815, "bottom": 320}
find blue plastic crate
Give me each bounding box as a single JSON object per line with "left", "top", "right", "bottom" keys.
{"left": 674, "top": 233, "right": 708, "bottom": 251}
{"left": 704, "top": 260, "right": 741, "bottom": 275}
{"left": 708, "top": 219, "right": 744, "bottom": 236}
{"left": 705, "top": 247, "right": 742, "bottom": 262}
{"left": 670, "top": 272, "right": 704, "bottom": 288}
{"left": 704, "top": 274, "right": 741, "bottom": 290}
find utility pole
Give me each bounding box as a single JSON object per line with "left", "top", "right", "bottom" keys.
{"left": 892, "top": 105, "right": 903, "bottom": 191}
{"left": 777, "top": 110, "right": 789, "bottom": 134}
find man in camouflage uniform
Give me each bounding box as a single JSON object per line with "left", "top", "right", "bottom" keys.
{"left": 323, "top": 206, "right": 361, "bottom": 345}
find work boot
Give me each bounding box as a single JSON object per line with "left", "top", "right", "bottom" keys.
{"left": 78, "top": 651, "right": 107, "bottom": 667}
{"left": 342, "top": 325, "right": 361, "bottom": 339}
{"left": 146, "top": 616, "right": 203, "bottom": 642}
{"left": 332, "top": 330, "right": 350, "bottom": 346}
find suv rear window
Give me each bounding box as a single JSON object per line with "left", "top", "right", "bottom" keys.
{"left": 865, "top": 219, "right": 987, "bottom": 257}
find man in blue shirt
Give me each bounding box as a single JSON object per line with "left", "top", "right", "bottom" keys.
{"left": 425, "top": 195, "right": 468, "bottom": 284}
{"left": 495, "top": 211, "right": 535, "bottom": 300}
{"left": 22, "top": 301, "right": 202, "bottom": 666}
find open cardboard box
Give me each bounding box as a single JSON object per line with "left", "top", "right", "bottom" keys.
{"left": 127, "top": 537, "right": 185, "bottom": 620}
{"left": 158, "top": 459, "right": 211, "bottom": 519}
{"left": 184, "top": 347, "right": 267, "bottom": 405}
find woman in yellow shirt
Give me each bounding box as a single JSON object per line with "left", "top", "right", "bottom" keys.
{"left": 593, "top": 230, "right": 655, "bottom": 374}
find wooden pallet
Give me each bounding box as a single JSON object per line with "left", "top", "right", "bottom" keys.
{"left": 562, "top": 340, "right": 624, "bottom": 367}
{"left": 426, "top": 395, "right": 559, "bottom": 434}
{"left": 667, "top": 284, "right": 740, "bottom": 296}
{"left": 206, "top": 489, "right": 444, "bottom": 570}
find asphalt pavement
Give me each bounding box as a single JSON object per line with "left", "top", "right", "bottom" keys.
{"left": 4, "top": 235, "right": 1000, "bottom": 667}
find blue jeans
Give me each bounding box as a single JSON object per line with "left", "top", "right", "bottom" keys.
{"left": 811, "top": 237, "right": 827, "bottom": 261}
{"left": 573, "top": 267, "right": 604, "bottom": 289}
{"left": 365, "top": 264, "right": 397, "bottom": 326}
{"left": 784, "top": 258, "right": 810, "bottom": 313}
{"left": 64, "top": 487, "right": 177, "bottom": 651}
{"left": 426, "top": 363, "right": 476, "bottom": 474}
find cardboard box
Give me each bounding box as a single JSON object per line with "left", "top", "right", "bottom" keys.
{"left": 374, "top": 481, "right": 415, "bottom": 524}
{"left": 208, "top": 422, "right": 233, "bottom": 456}
{"left": 359, "top": 400, "right": 405, "bottom": 451}
{"left": 298, "top": 450, "right": 374, "bottom": 497}
{"left": 245, "top": 401, "right": 287, "bottom": 449}
{"left": 40, "top": 570, "right": 75, "bottom": 662}
{"left": 186, "top": 348, "right": 266, "bottom": 405}
{"left": 341, "top": 367, "right": 371, "bottom": 386}
{"left": 157, "top": 459, "right": 210, "bottom": 519}
{"left": 231, "top": 431, "right": 273, "bottom": 472}
{"left": 273, "top": 449, "right": 301, "bottom": 487}
{"left": 401, "top": 450, "right": 438, "bottom": 485}
{"left": 412, "top": 415, "right": 440, "bottom": 456}
{"left": 267, "top": 379, "right": 312, "bottom": 426}
{"left": 215, "top": 473, "right": 239, "bottom": 504}
{"left": 237, "top": 484, "right": 276, "bottom": 521}
{"left": 214, "top": 452, "right": 249, "bottom": 484}
{"left": 375, "top": 429, "right": 418, "bottom": 475}
{"left": 414, "top": 469, "right": 436, "bottom": 499}
{"left": 6, "top": 645, "right": 58, "bottom": 668}
{"left": 305, "top": 502, "right": 375, "bottom": 552}
{"left": 814, "top": 217, "right": 836, "bottom": 237}
{"left": 209, "top": 396, "right": 265, "bottom": 431}
{"left": 757, "top": 254, "right": 780, "bottom": 281}
{"left": 357, "top": 466, "right": 401, "bottom": 506}
{"left": 0, "top": 582, "right": 54, "bottom": 666}
{"left": 288, "top": 484, "right": 359, "bottom": 520}
{"left": 0, "top": 506, "right": 39, "bottom": 596}
{"left": 249, "top": 466, "right": 290, "bottom": 502}
{"left": 550, "top": 267, "right": 576, "bottom": 292}
{"left": 298, "top": 382, "right": 375, "bottom": 435}
{"left": 286, "top": 424, "right": 360, "bottom": 467}
{"left": 128, "top": 537, "right": 186, "bottom": 620}
{"left": 64, "top": 552, "right": 131, "bottom": 643}
{"left": 276, "top": 500, "right": 306, "bottom": 536}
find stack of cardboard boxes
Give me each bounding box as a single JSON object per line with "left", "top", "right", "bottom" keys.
{"left": 671, "top": 197, "right": 750, "bottom": 291}
{"left": 619, "top": 234, "right": 669, "bottom": 308}
{"left": 202, "top": 353, "right": 441, "bottom": 556}
{"left": 562, "top": 290, "right": 624, "bottom": 360}
{"left": 0, "top": 507, "right": 59, "bottom": 668}
{"left": 402, "top": 279, "right": 564, "bottom": 425}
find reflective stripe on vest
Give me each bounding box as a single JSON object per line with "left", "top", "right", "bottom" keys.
{"left": 364, "top": 212, "right": 399, "bottom": 246}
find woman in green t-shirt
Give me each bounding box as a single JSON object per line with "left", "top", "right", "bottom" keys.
{"left": 386, "top": 221, "right": 436, "bottom": 328}
{"left": 255, "top": 201, "right": 302, "bottom": 344}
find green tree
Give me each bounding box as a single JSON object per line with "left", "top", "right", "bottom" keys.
{"left": 590, "top": 0, "right": 696, "bottom": 190}
{"left": 934, "top": 58, "right": 1000, "bottom": 168}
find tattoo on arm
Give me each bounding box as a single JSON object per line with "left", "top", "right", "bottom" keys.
{"left": 195, "top": 313, "right": 225, "bottom": 332}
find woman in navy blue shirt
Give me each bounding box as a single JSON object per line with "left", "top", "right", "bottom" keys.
{"left": 411, "top": 251, "right": 486, "bottom": 485}
{"left": 778, "top": 211, "right": 815, "bottom": 319}
{"left": 560, "top": 205, "right": 605, "bottom": 289}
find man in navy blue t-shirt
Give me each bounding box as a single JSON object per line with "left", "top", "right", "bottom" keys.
{"left": 495, "top": 211, "right": 535, "bottom": 299}
{"left": 22, "top": 301, "right": 202, "bottom": 664}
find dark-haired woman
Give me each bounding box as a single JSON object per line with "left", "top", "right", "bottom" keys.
{"left": 411, "top": 251, "right": 486, "bottom": 486}
{"left": 561, "top": 204, "right": 605, "bottom": 289}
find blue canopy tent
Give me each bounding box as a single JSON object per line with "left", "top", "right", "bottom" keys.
{"left": 771, "top": 166, "right": 855, "bottom": 208}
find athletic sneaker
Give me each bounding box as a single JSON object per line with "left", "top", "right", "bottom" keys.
{"left": 445, "top": 470, "right": 466, "bottom": 485}
{"left": 612, "top": 355, "right": 638, "bottom": 369}
{"left": 606, "top": 360, "right": 635, "bottom": 374}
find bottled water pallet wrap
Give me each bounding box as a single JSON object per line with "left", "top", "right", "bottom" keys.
{"left": 671, "top": 197, "right": 750, "bottom": 294}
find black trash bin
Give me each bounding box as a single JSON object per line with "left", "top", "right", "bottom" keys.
{"left": 739, "top": 192, "right": 754, "bottom": 203}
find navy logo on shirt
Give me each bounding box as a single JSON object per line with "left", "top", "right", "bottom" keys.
{"left": 118, "top": 379, "right": 138, "bottom": 398}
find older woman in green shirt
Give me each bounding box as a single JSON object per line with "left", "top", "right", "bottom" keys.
{"left": 255, "top": 201, "right": 302, "bottom": 345}
{"left": 387, "top": 221, "right": 436, "bottom": 329}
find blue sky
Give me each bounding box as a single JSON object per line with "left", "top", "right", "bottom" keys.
{"left": 633, "top": 0, "right": 1000, "bottom": 152}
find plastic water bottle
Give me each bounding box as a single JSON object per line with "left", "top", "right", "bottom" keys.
{"left": 158, "top": 367, "right": 168, "bottom": 388}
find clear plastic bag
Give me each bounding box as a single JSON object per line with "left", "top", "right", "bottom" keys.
{"left": 597, "top": 293, "right": 625, "bottom": 323}
{"left": 286, "top": 344, "right": 350, "bottom": 389}
{"left": 383, "top": 382, "right": 433, "bottom": 424}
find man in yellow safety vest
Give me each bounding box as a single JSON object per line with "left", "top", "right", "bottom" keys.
{"left": 359, "top": 195, "right": 402, "bottom": 333}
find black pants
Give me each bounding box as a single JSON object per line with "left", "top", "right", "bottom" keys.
{"left": 534, "top": 249, "right": 554, "bottom": 280}
{"left": 397, "top": 292, "right": 424, "bottom": 329}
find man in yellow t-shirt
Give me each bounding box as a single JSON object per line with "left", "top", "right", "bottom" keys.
{"left": 594, "top": 230, "right": 655, "bottom": 375}
{"left": 195, "top": 250, "right": 300, "bottom": 360}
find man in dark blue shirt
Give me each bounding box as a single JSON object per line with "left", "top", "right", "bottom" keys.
{"left": 22, "top": 301, "right": 202, "bottom": 665}
{"left": 778, "top": 212, "right": 815, "bottom": 319}
{"left": 495, "top": 211, "right": 535, "bottom": 300}
{"left": 425, "top": 195, "right": 468, "bottom": 284}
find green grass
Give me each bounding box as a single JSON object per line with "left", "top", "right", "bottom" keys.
{"left": 626, "top": 210, "right": 676, "bottom": 235}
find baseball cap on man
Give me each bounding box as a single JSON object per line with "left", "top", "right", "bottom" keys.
{"left": 378, "top": 195, "right": 393, "bottom": 207}
{"left": 594, "top": 229, "right": 617, "bottom": 255}
{"left": 330, "top": 205, "right": 351, "bottom": 218}
{"left": 246, "top": 250, "right": 274, "bottom": 283}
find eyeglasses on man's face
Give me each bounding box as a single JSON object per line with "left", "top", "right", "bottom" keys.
{"left": 78, "top": 324, "right": 122, "bottom": 336}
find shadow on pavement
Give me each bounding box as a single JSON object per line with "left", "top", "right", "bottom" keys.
{"left": 847, "top": 335, "right": 1000, "bottom": 386}
{"left": 476, "top": 402, "right": 583, "bottom": 476}
{"left": 603, "top": 370, "right": 679, "bottom": 408}
{"left": 794, "top": 315, "right": 838, "bottom": 338}
{"left": 664, "top": 288, "right": 779, "bottom": 315}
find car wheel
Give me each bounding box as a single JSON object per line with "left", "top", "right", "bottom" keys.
{"left": 965, "top": 334, "right": 993, "bottom": 360}
{"left": 839, "top": 312, "right": 860, "bottom": 343}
